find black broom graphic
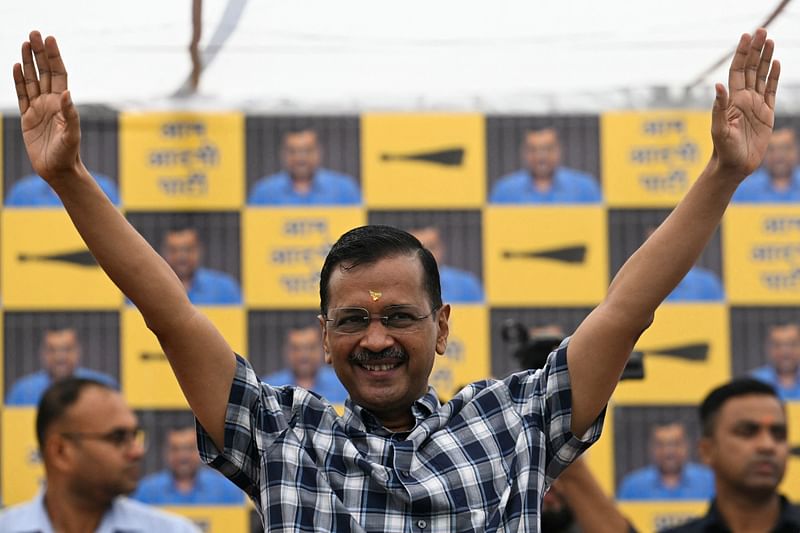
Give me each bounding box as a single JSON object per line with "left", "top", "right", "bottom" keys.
{"left": 635, "top": 343, "right": 710, "bottom": 362}
{"left": 18, "top": 249, "right": 98, "bottom": 267}
{"left": 502, "top": 245, "right": 587, "bottom": 264}
{"left": 380, "top": 147, "right": 465, "bottom": 166}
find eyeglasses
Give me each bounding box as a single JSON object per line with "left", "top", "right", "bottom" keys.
{"left": 323, "top": 306, "right": 439, "bottom": 335}
{"left": 62, "top": 427, "right": 146, "bottom": 450}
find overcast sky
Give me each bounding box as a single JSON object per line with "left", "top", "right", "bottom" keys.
{"left": 1, "top": 0, "right": 799, "bottom": 112}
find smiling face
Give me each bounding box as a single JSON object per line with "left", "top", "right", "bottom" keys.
{"left": 282, "top": 130, "right": 322, "bottom": 183}
{"left": 700, "top": 394, "right": 788, "bottom": 498}
{"left": 41, "top": 328, "right": 81, "bottom": 381}
{"left": 766, "top": 324, "right": 800, "bottom": 376}
{"left": 321, "top": 254, "right": 450, "bottom": 430}
{"left": 522, "top": 129, "right": 561, "bottom": 181}
{"left": 651, "top": 423, "right": 690, "bottom": 477}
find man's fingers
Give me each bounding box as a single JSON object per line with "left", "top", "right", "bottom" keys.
{"left": 60, "top": 90, "right": 81, "bottom": 146}
{"left": 29, "top": 31, "right": 51, "bottom": 94}
{"left": 21, "top": 41, "right": 40, "bottom": 100}
{"left": 711, "top": 83, "right": 729, "bottom": 138}
{"left": 46, "top": 36, "right": 68, "bottom": 93}
{"left": 765, "top": 60, "right": 781, "bottom": 110}
{"left": 743, "top": 28, "right": 767, "bottom": 90}
{"left": 13, "top": 63, "right": 29, "bottom": 114}
{"left": 755, "top": 39, "right": 774, "bottom": 95}
{"left": 728, "top": 33, "right": 750, "bottom": 93}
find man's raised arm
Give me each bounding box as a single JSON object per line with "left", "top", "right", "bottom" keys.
{"left": 567, "top": 29, "right": 781, "bottom": 436}
{"left": 12, "top": 31, "right": 235, "bottom": 448}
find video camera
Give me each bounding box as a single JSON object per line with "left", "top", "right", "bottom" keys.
{"left": 500, "top": 319, "right": 645, "bottom": 380}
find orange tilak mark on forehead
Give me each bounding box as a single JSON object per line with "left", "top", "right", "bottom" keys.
{"left": 760, "top": 415, "right": 775, "bottom": 427}
{"left": 369, "top": 290, "right": 382, "bottom": 302}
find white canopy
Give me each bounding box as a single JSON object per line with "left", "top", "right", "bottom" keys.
{"left": 1, "top": 0, "right": 799, "bottom": 113}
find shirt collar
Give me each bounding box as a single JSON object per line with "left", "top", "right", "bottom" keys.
{"left": 524, "top": 167, "right": 565, "bottom": 193}
{"left": 698, "top": 495, "right": 800, "bottom": 532}
{"left": 343, "top": 386, "right": 441, "bottom": 436}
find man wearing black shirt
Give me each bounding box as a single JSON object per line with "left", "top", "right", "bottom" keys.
{"left": 665, "top": 379, "right": 800, "bottom": 533}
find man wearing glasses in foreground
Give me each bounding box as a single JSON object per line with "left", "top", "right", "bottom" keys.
{"left": 11, "top": 28, "right": 781, "bottom": 531}
{"left": 0, "top": 378, "right": 198, "bottom": 532}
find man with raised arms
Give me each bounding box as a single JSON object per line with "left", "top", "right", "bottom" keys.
{"left": 12, "top": 29, "right": 780, "bottom": 532}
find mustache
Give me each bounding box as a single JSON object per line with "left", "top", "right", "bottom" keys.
{"left": 349, "top": 347, "right": 408, "bottom": 364}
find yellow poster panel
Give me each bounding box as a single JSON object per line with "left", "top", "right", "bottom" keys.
{"left": 122, "top": 307, "right": 245, "bottom": 408}
{"left": 120, "top": 112, "right": 244, "bottom": 210}
{"left": 243, "top": 207, "right": 365, "bottom": 308}
{"left": 361, "top": 113, "right": 486, "bottom": 208}
{"left": 613, "top": 304, "right": 729, "bottom": 404}
{"left": 1, "top": 210, "right": 122, "bottom": 308}
{"left": 723, "top": 206, "right": 800, "bottom": 304}
{"left": 780, "top": 402, "right": 800, "bottom": 499}
{"left": 430, "top": 305, "right": 489, "bottom": 401}
{"left": 602, "top": 111, "right": 713, "bottom": 207}
{"left": 163, "top": 506, "right": 249, "bottom": 533}
{"left": 484, "top": 206, "right": 607, "bottom": 306}
{"left": 2, "top": 408, "right": 43, "bottom": 505}
{"left": 618, "top": 501, "right": 708, "bottom": 532}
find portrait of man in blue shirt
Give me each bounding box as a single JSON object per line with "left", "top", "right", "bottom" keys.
{"left": 261, "top": 324, "right": 348, "bottom": 404}
{"left": 733, "top": 128, "right": 800, "bottom": 203}
{"left": 409, "top": 225, "right": 483, "bottom": 303}
{"left": 160, "top": 226, "right": 242, "bottom": 305}
{"left": 5, "top": 170, "right": 120, "bottom": 207}
{"left": 5, "top": 326, "right": 118, "bottom": 406}
{"left": 133, "top": 425, "right": 242, "bottom": 505}
{"left": 490, "top": 127, "right": 602, "bottom": 204}
{"left": 248, "top": 125, "right": 361, "bottom": 205}
{"left": 750, "top": 323, "right": 800, "bottom": 401}
{"left": 617, "top": 422, "right": 714, "bottom": 501}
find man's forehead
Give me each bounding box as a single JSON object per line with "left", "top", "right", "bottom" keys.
{"left": 526, "top": 129, "right": 558, "bottom": 144}
{"left": 65, "top": 387, "right": 136, "bottom": 428}
{"left": 719, "top": 395, "right": 785, "bottom": 423}
{"left": 327, "top": 256, "right": 428, "bottom": 310}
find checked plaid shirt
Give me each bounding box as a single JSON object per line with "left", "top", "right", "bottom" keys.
{"left": 197, "top": 341, "right": 604, "bottom": 532}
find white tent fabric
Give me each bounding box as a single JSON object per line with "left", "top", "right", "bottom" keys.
{"left": 1, "top": 0, "right": 799, "bottom": 113}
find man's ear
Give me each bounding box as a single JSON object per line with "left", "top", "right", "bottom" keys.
{"left": 435, "top": 304, "right": 451, "bottom": 355}
{"left": 319, "top": 315, "right": 332, "bottom": 364}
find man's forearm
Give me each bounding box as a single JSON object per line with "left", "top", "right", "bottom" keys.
{"left": 604, "top": 156, "right": 739, "bottom": 322}
{"left": 53, "top": 163, "right": 193, "bottom": 332}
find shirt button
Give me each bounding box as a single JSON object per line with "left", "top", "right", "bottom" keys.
{"left": 417, "top": 519, "right": 427, "bottom": 529}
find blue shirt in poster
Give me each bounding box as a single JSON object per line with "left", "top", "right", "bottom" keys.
{"left": 261, "top": 365, "right": 348, "bottom": 404}
{"left": 439, "top": 265, "right": 484, "bottom": 303}
{"left": 186, "top": 267, "right": 242, "bottom": 305}
{"left": 132, "top": 467, "right": 243, "bottom": 505}
{"left": 490, "top": 167, "right": 602, "bottom": 204}
{"left": 5, "top": 368, "right": 118, "bottom": 406}
{"left": 617, "top": 463, "right": 715, "bottom": 501}
{"left": 732, "top": 167, "right": 800, "bottom": 203}
{"left": 751, "top": 365, "right": 800, "bottom": 401}
{"left": 248, "top": 168, "right": 361, "bottom": 205}
{"left": 665, "top": 267, "right": 724, "bottom": 302}
{"left": 6, "top": 172, "right": 120, "bottom": 207}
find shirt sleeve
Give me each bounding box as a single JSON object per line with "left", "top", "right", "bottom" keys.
{"left": 195, "top": 354, "right": 294, "bottom": 501}
{"left": 502, "top": 337, "right": 606, "bottom": 483}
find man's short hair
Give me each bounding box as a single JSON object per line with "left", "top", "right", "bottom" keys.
{"left": 35, "top": 377, "right": 113, "bottom": 450}
{"left": 281, "top": 123, "right": 320, "bottom": 141}
{"left": 319, "top": 225, "right": 442, "bottom": 316}
{"left": 699, "top": 378, "right": 781, "bottom": 437}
